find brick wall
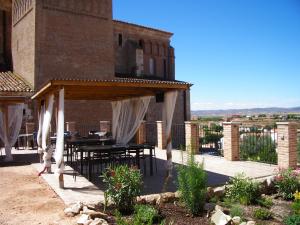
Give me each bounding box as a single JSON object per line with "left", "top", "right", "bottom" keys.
{"left": 11, "top": 0, "right": 35, "bottom": 85}
{"left": 34, "top": 0, "right": 114, "bottom": 89}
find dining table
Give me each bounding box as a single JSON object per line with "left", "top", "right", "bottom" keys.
{"left": 77, "top": 144, "right": 154, "bottom": 181}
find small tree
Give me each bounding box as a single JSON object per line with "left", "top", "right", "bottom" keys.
{"left": 177, "top": 154, "right": 207, "bottom": 215}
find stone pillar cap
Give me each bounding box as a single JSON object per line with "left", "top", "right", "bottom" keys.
{"left": 222, "top": 122, "right": 241, "bottom": 125}
{"left": 276, "top": 122, "right": 298, "bottom": 125}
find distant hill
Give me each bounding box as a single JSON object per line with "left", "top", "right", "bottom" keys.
{"left": 192, "top": 107, "right": 300, "bottom": 117}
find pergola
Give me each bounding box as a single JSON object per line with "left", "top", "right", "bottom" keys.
{"left": 31, "top": 78, "right": 191, "bottom": 188}
{"left": 0, "top": 71, "right": 33, "bottom": 161}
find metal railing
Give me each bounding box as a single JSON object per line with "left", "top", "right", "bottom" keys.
{"left": 145, "top": 122, "right": 157, "bottom": 146}
{"left": 239, "top": 127, "right": 277, "bottom": 164}
{"left": 199, "top": 124, "right": 223, "bottom": 156}
{"left": 171, "top": 124, "right": 185, "bottom": 150}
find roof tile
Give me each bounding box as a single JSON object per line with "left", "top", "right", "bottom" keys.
{"left": 0, "top": 71, "right": 33, "bottom": 93}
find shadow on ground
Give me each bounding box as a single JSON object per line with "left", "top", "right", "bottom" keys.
{"left": 0, "top": 152, "right": 39, "bottom": 167}
{"left": 0, "top": 151, "right": 230, "bottom": 195}
{"left": 89, "top": 158, "right": 230, "bottom": 195}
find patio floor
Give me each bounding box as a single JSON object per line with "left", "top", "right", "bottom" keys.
{"left": 0, "top": 148, "right": 278, "bottom": 205}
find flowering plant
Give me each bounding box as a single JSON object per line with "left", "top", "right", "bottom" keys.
{"left": 102, "top": 165, "right": 142, "bottom": 214}
{"left": 292, "top": 191, "right": 300, "bottom": 214}
{"left": 275, "top": 168, "right": 300, "bottom": 200}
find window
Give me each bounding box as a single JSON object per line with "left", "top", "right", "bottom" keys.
{"left": 163, "top": 59, "right": 167, "bottom": 79}
{"left": 118, "top": 33, "right": 123, "bottom": 47}
{"left": 149, "top": 58, "right": 155, "bottom": 75}
{"left": 139, "top": 39, "right": 144, "bottom": 49}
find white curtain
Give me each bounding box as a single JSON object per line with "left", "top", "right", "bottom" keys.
{"left": 112, "top": 96, "right": 152, "bottom": 145}
{"left": 42, "top": 94, "right": 54, "bottom": 150}
{"left": 0, "top": 104, "right": 24, "bottom": 161}
{"left": 37, "top": 103, "right": 45, "bottom": 154}
{"left": 41, "top": 94, "right": 54, "bottom": 168}
{"left": 163, "top": 91, "right": 178, "bottom": 168}
{"left": 55, "top": 88, "right": 65, "bottom": 174}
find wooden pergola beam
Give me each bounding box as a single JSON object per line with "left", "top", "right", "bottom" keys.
{"left": 31, "top": 79, "right": 192, "bottom": 101}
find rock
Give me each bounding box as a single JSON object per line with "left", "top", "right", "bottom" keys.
{"left": 231, "top": 216, "right": 241, "bottom": 224}
{"left": 86, "top": 204, "right": 97, "bottom": 210}
{"left": 145, "top": 194, "right": 160, "bottom": 205}
{"left": 211, "top": 209, "right": 231, "bottom": 225}
{"left": 64, "top": 207, "right": 75, "bottom": 217}
{"left": 204, "top": 203, "right": 216, "bottom": 212}
{"left": 207, "top": 187, "right": 215, "bottom": 199}
{"left": 161, "top": 192, "right": 176, "bottom": 203}
{"left": 136, "top": 196, "right": 147, "bottom": 204}
{"left": 87, "top": 212, "right": 109, "bottom": 220}
{"left": 90, "top": 218, "right": 108, "bottom": 225}
{"left": 68, "top": 202, "right": 83, "bottom": 215}
{"left": 82, "top": 206, "right": 96, "bottom": 214}
{"left": 174, "top": 191, "right": 181, "bottom": 199}
{"left": 84, "top": 219, "right": 93, "bottom": 225}
{"left": 214, "top": 205, "right": 224, "bottom": 212}
{"left": 246, "top": 221, "right": 256, "bottom": 225}
{"left": 213, "top": 186, "right": 226, "bottom": 198}
{"left": 77, "top": 214, "right": 90, "bottom": 225}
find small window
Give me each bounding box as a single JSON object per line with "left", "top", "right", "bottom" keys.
{"left": 149, "top": 58, "right": 155, "bottom": 75}
{"left": 139, "top": 39, "right": 144, "bottom": 49}
{"left": 163, "top": 59, "right": 167, "bottom": 79}
{"left": 118, "top": 33, "right": 123, "bottom": 47}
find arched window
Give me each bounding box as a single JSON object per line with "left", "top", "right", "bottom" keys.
{"left": 149, "top": 58, "right": 155, "bottom": 75}
{"left": 118, "top": 33, "right": 123, "bottom": 47}
{"left": 139, "top": 39, "right": 144, "bottom": 49}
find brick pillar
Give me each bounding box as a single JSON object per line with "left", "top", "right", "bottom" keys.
{"left": 100, "top": 121, "right": 111, "bottom": 133}
{"left": 277, "top": 122, "right": 297, "bottom": 169}
{"left": 26, "top": 122, "right": 35, "bottom": 148}
{"left": 157, "top": 121, "right": 166, "bottom": 149}
{"left": 185, "top": 121, "right": 199, "bottom": 154}
{"left": 66, "top": 121, "right": 76, "bottom": 133}
{"left": 136, "top": 121, "right": 146, "bottom": 144}
{"left": 223, "top": 122, "right": 240, "bottom": 161}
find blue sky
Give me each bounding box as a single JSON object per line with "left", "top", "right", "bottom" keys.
{"left": 113, "top": 0, "right": 300, "bottom": 110}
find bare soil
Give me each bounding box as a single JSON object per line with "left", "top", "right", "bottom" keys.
{"left": 159, "top": 203, "right": 210, "bottom": 225}
{"left": 0, "top": 164, "right": 77, "bottom": 225}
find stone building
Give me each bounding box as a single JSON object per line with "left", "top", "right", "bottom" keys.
{"left": 0, "top": 0, "right": 190, "bottom": 133}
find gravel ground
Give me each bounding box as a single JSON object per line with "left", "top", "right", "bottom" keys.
{"left": 0, "top": 163, "right": 77, "bottom": 225}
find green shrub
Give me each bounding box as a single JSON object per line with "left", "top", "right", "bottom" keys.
{"left": 177, "top": 154, "right": 207, "bottom": 215}
{"left": 230, "top": 204, "right": 244, "bottom": 219}
{"left": 240, "top": 135, "right": 277, "bottom": 164}
{"left": 102, "top": 165, "right": 142, "bottom": 214}
{"left": 257, "top": 196, "right": 273, "bottom": 208}
{"left": 115, "top": 205, "right": 162, "bottom": 225}
{"left": 225, "top": 173, "right": 260, "bottom": 205}
{"left": 253, "top": 208, "right": 272, "bottom": 220}
{"left": 134, "top": 205, "right": 159, "bottom": 225}
{"left": 284, "top": 214, "right": 300, "bottom": 225}
{"left": 275, "top": 168, "right": 300, "bottom": 200}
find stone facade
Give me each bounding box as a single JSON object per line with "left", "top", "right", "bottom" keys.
{"left": 1, "top": 0, "right": 190, "bottom": 130}
{"left": 277, "top": 122, "right": 297, "bottom": 169}
{"left": 223, "top": 122, "right": 240, "bottom": 161}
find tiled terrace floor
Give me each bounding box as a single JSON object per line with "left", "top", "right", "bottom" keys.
{"left": 1, "top": 148, "right": 277, "bottom": 205}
